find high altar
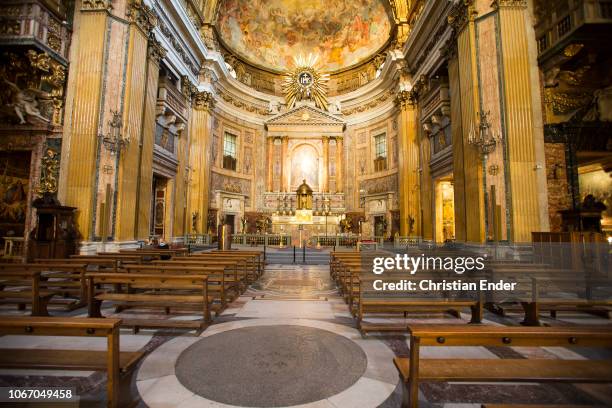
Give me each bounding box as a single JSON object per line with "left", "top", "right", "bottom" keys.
{"left": 263, "top": 102, "right": 346, "bottom": 245}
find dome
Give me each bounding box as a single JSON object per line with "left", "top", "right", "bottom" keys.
{"left": 216, "top": 0, "right": 392, "bottom": 73}
{"left": 296, "top": 179, "right": 313, "bottom": 194}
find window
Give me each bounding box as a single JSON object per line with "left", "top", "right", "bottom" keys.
{"left": 223, "top": 132, "right": 237, "bottom": 170}
{"left": 374, "top": 133, "right": 387, "bottom": 172}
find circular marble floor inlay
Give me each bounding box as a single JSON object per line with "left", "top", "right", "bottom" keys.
{"left": 175, "top": 325, "right": 367, "bottom": 407}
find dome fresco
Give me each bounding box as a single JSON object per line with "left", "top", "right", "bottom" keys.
{"left": 216, "top": 0, "right": 392, "bottom": 73}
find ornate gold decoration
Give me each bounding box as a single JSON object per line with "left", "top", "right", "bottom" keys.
{"left": 148, "top": 36, "right": 167, "bottom": 64}
{"left": 544, "top": 88, "right": 592, "bottom": 115}
{"left": 491, "top": 0, "right": 527, "bottom": 9}
{"left": 37, "top": 148, "right": 60, "bottom": 195}
{"left": 127, "top": 1, "right": 157, "bottom": 35}
{"left": 282, "top": 54, "right": 329, "bottom": 111}
{"left": 81, "top": 0, "right": 113, "bottom": 11}
{"left": 563, "top": 43, "right": 584, "bottom": 57}
{"left": 193, "top": 91, "right": 214, "bottom": 111}
{"left": 395, "top": 89, "right": 417, "bottom": 109}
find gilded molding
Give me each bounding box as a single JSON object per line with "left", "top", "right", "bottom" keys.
{"left": 37, "top": 148, "right": 60, "bottom": 195}
{"left": 193, "top": 91, "right": 214, "bottom": 111}
{"left": 127, "top": 1, "right": 157, "bottom": 35}
{"left": 491, "top": 0, "right": 527, "bottom": 9}
{"left": 447, "top": 0, "right": 475, "bottom": 33}
{"left": 147, "top": 36, "right": 167, "bottom": 64}
{"left": 181, "top": 75, "right": 197, "bottom": 100}
{"left": 81, "top": 0, "right": 113, "bottom": 11}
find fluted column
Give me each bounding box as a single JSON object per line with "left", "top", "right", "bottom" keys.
{"left": 322, "top": 136, "right": 330, "bottom": 193}
{"left": 266, "top": 136, "right": 274, "bottom": 191}
{"left": 187, "top": 91, "right": 214, "bottom": 233}
{"left": 280, "top": 136, "right": 288, "bottom": 191}
{"left": 494, "top": 0, "right": 546, "bottom": 242}
{"left": 396, "top": 91, "right": 421, "bottom": 236}
{"left": 115, "top": 1, "right": 158, "bottom": 241}
{"left": 60, "top": 1, "right": 111, "bottom": 240}
{"left": 135, "top": 37, "right": 165, "bottom": 239}
{"left": 335, "top": 137, "right": 343, "bottom": 192}
{"left": 451, "top": 2, "right": 486, "bottom": 243}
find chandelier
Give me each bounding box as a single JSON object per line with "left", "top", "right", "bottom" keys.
{"left": 468, "top": 111, "right": 500, "bottom": 157}
{"left": 100, "top": 110, "right": 129, "bottom": 154}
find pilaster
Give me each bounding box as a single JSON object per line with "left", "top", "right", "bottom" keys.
{"left": 60, "top": 1, "right": 111, "bottom": 240}
{"left": 455, "top": 4, "right": 486, "bottom": 243}
{"left": 396, "top": 90, "right": 421, "bottom": 236}
{"left": 115, "top": 1, "right": 158, "bottom": 241}
{"left": 494, "top": 0, "right": 546, "bottom": 242}
{"left": 135, "top": 37, "right": 166, "bottom": 239}
{"left": 187, "top": 91, "right": 214, "bottom": 233}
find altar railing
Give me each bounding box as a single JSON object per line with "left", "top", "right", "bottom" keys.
{"left": 393, "top": 236, "right": 422, "bottom": 249}
{"left": 309, "top": 235, "right": 384, "bottom": 247}
{"left": 231, "top": 234, "right": 291, "bottom": 247}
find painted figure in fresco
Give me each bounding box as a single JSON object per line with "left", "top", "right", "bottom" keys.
{"left": 2, "top": 77, "right": 50, "bottom": 124}
{"left": 217, "top": 0, "right": 391, "bottom": 72}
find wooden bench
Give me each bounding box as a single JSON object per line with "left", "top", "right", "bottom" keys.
{"left": 125, "top": 264, "right": 237, "bottom": 312}
{"left": 0, "top": 263, "right": 87, "bottom": 310}
{"left": 485, "top": 273, "right": 612, "bottom": 325}
{"left": 185, "top": 254, "right": 260, "bottom": 283}
{"left": 206, "top": 250, "right": 265, "bottom": 277}
{"left": 87, "top": 272, "right": 212, "bottom": 333}
{"left": 0, "top": 316, "right": 144, "bottom": 407}
{"left": 394, "top": 325, "right": 612, "bottom": 408}
{"left": 0, "top": 270, "right": 57, "bottom": 316}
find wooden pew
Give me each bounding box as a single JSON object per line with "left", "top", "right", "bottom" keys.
{"left": 154, "top": 258, "right": 252, "bottom": 287}
{"left": 0, "top": 316, "right": 144, "bottom": 408}
{"left": 0, "top": 270, "right": 57, "bottom": 316}
{"left": 87, "top": 272, "right": 212, "bottom": 333}
{"left": 394, "top": 325, "right": 612, "bottom": 408}
{"left": 36, "top": 257, "right": 119, "bottom": 271}
{"left": 0, "top": 263, "right": 87, "bottom": 310}
{"left": 206, "top": 250, "right": 265, "bottom": 277}
{"left": 125, "top": 264, "right": 238, "bottom": 311}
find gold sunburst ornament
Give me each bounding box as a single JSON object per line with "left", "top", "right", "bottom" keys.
{"left": 282, "top": 54, "right": 330, "bottom": 111}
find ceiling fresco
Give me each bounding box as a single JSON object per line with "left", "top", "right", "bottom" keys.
{"left": 216, "top": 0, "right": 392, "bottom": 73}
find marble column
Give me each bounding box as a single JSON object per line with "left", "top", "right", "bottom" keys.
{"left": 322, "top": 136, "right": 330, "bottom": 193}
{"left": 335, "top": 137, "right": 343, "bottom": 192}
{"left": 396, "top": 91, "right": 421, "bottom": 236}
{"left": 266, "top": 136, "right": 274, "bottom": 191}
{"left": 280, "top": 136, "right": 288, "bottom": 192}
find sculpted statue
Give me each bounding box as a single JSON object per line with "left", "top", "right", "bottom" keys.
{"left": 2, "top": 76, "right": 50, "bottom": 124}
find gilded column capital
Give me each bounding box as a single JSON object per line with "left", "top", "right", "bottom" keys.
{"left": 395, "top": 90, "right": 417, "bottom": 109}
{"left": 81, "top": 0, "right": 112, "bottom": 11}
{"left": 447, "top": 0, "right": 476, "bottom": 33}
{"left": 491, "top": 0, "right": 527, "bottom": 9}
{"left": 193, "top": 91, "right": 214, "bottom": 111}
{"left": 322, "top": 135, "right": 330, "bottom": 143}
{"left": 181, "top": 75, "right": 197, "bottom": 100}
{"left": 127, "top": 1, "right": 157, "bottom": 35}
{"left": 147, "top": 36, "right": 167, "bottom": 65}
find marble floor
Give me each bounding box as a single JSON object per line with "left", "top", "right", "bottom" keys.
{"left": 0, "top": 263, "right": 611, "bottom": 407}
